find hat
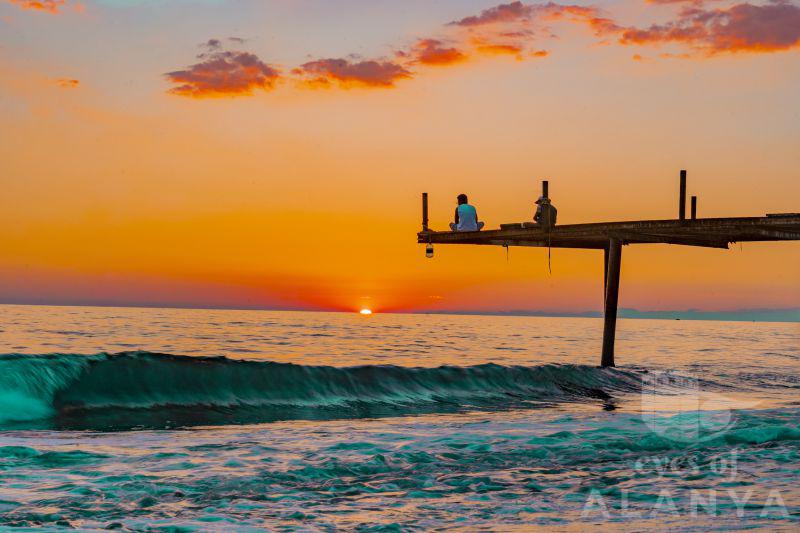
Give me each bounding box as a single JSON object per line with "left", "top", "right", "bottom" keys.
{"left": 535, "top": 196, "right": 550, "bottom": 205}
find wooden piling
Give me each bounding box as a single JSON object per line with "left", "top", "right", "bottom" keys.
{"left": 691, "top": 196, "right": 697, "bottom": 220}
{"left": 679, "top": 170, "right": 687, "bottom": 221}
{"left": 542, "top": 180, "right": 549, "bottom": 199}
{"left": 603, "top": 247, "right": 609, "bottom": 303}
{"left": 601, "top": 239, "right": 622, "bottom": 368}
{"left": 422, "top": 192, "right": 429, "bottom": 231}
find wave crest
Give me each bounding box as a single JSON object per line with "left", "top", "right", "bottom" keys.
{"left": 0, "top": 352, "right": 641, "bottom": 428}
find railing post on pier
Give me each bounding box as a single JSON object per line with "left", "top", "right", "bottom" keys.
{"left": 422, "top": 192, "right": 429, "bottom": 231}
{"left": 542, "top": 180, "right": 549, "bottom": 199}
{"left": 691, "top": 196, "right": 697, "bottom": 220}
{"left": 679, "top": 170, "right": 687, "bottom": 221}
{"left": 601, "top": 238, "right": 622, "bottom": 368}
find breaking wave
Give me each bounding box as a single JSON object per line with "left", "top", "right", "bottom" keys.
{"left": 0, "top": 352, "right": 643, "bottom": 429}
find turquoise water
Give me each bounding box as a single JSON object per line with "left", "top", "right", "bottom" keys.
{"left": 0, "top": 305, "right": 798, "bottom": 530}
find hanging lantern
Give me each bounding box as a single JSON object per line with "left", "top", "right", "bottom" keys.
{"left": 425, "top": 243, "right": 434, "bottom": 258}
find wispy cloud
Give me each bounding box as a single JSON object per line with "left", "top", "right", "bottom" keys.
{"left": 56, "top": 78, "right": 79, "bottom": 88}
{"left": 472, "top": 40, "right": 525, "bottom": 58}
{"left": 450, "top": 1, "right": 534, "bottom": 27}
{"left": 646, "top": 0, "right": 699, "bottom": 3}
{"left": 645, "top": 0, "right": 719, "bottom": 4}
{"left": 8, "top": 0, "right": 66, "bottom": 13}
{"left": 165, "top": 42, "right": 280, "bottom": 98}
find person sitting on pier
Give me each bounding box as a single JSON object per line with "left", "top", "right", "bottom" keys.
{"left": 534, "top": 196, "right": 557, "bottom": 228}
{"left": 449, "top": 194, "right": 485, "bottom": 232}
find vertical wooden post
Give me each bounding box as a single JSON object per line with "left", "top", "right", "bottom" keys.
{"left": 603, "top": 247, "right": 609, "bottom": 303}
{"left": 679, "top": 170, "right": 687, "bottom": 221}
{"left": 691, "top": 196, "right": 697, "bottom": 220}
{"left": 422, "top": 192, "right": 429, "bottom": 231}
{"left": 601, "top": 238, "right": 622, "bottom": 368}
{"left": 542, "top": 180, "right": 549, "bottom": 199}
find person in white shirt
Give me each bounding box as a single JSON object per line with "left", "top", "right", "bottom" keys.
{"left": 449, "top": 194, "right": 485, "bottom": 232}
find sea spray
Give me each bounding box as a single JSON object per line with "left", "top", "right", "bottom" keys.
{"left": 0, "top": 354, "right": 94, "bottom": 423}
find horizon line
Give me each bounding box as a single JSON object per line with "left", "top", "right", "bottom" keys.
{"left": 1, "top": 301, "right": 798, "bottom": 323}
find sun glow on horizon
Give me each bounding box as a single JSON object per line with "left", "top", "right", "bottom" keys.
{"left": 359, "top": 308, "right": 373, "bottom": 315}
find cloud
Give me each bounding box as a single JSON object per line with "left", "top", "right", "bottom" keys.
{"left": 8, "top": 0, "right": 66, "bottom": 13}
{"left": 165, "top": 1, "right": 800, "bottom": 99}
{"left": 645, "top": 0, "right": 726, "bottom": 4}
{"left": 449, "top": 1, "right": 533, "bottom": 26}
{"left": 621, "top": 1, "right": 800, "bottom": 53}
{"left": 453, "top": 1, "right": 800, "bottom": 55}
{"left": 538, "top": 4, "right": 623, "bottom": 36}
{"left": 447, "top": 1, "right": 622, "bottom": 61}
{"left": 294, "top": 58, "right": 412, "bottom": 88}
{"left": 474, "top": 41, "right": 525, "bottom": 57}
{"left": 449, "top": 1, "right": 620, "bottom": 36}
{"left": 56, "top": 78, "right": 79, "bottom": 88}
{"left": 202, "top": 39, "right": 223, "bottom": 51}
{"left": 165, "top": 2, "right": 609, "bottom": 97}
{"left": 470, "top": 39, "right": 549, "bottom": 59}
{"left": 411, "top": 39, "right": 468, "bottom": 66}
{"left": 165, "top": 46, "right": 280, "bottom": 98}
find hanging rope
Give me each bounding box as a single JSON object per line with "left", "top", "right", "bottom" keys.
{"left": 547, "top": 229, "right": 552, "bottom": 275}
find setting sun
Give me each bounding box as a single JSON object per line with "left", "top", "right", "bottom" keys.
{"left": 359, "top": 309, "right": 373, "bottom": 315}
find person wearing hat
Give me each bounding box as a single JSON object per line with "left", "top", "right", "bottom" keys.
{"left": 449, "top": 194, "right": 485, "bottom": 232}
{"left": 534, "top": 195, "right": 557, "bottom": 228}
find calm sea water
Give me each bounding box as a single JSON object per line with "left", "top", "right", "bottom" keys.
{"left": 0, "top": 304, "right": 798, "bottom": 530}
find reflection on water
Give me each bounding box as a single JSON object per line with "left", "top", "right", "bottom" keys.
{"left": 2, "top": 304, "right": 797, "bottom": 370}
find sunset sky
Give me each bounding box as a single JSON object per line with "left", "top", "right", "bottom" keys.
{"left": 1, "top": 0, "right": 799, "bottom": 314}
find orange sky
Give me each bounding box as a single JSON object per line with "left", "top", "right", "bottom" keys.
{"left": 1, "top": 0, "right": 799, "bottom": 313}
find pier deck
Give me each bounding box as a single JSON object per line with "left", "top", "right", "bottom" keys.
{"left": 418, "top": 215, "right": 800, "bottom": 250}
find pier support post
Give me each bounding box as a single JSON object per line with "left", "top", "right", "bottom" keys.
{"left": 603, "top": 247, "right": 609, "bottom": 303}
{"left": 542, "top": 180, "right": 549, "bottom": 199}
{"left": 422, "top": 192, "right": 429, "bottom": 231}
{"left": 691, "top": 196, "right": 697, "bottom": 220}
{"left": 679, "top": 170, "right": 687, "bottom": 221}
{"left": 601, "top": 238, "right": 622, "bottom": 368}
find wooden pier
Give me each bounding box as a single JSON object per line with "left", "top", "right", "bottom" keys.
{"left": 417, "top": 172, "right": 800, "bottom": 367}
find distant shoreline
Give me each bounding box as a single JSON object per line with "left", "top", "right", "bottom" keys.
{"left": 417, "top": 308, "right": 800, "bottom": 323}
{"left": 0, "top": 302, "right": 798, "bottom": 323}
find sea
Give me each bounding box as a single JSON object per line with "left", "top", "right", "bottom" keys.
{"left": 0, "top": 304, "right": 798, "bottom": 531}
